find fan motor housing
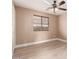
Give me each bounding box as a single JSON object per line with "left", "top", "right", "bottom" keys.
{"left": 52, "top": 4, "right": 57, "bottom": 8}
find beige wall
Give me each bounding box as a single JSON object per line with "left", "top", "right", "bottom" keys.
{"left": 15, "top": 6, "right": 58, "bottom": 45}
{"left": 12, "top": 4, "right": 16, "bottom": 53}
{"left": 58, "top": 13, "right": 67, "bottom": 39}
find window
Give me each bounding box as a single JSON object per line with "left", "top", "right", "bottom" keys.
{"left": 33, "top": 15, "right": 49, "bottom": 31}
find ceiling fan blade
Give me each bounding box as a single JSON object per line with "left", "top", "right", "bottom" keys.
{"left": 59, "top": 1, "right": 65, "bottom": 6}
{"left": 58, "top": 8, "right": 67, "bottom": 11}
{"left": 46, "top": 7, "right": 53, "bottom": 10}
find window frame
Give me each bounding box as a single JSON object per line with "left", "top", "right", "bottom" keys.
{"left": 33, "top": 15, "right": 49, "bottom": 31}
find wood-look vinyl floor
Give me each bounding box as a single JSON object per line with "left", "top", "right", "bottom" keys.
{"left": 13, "top": 40, "right": 67, "bottom": 59}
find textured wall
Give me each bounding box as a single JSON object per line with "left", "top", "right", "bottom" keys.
{"left": 15, "top": 6, "right": 58, "bottom": 45}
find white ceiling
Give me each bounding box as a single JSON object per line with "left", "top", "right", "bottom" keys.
{"left": 14, "top": 0, "right": 67, "bottom": 15}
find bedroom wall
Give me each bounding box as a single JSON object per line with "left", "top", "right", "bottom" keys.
{"left": 12, "top": 4, "right": 16, "bottom": 53}
{"left": 58, "top": 13, "right": 67, "bottom": 39}
{"left": 15, "top": 6, "right": 58, "bottom": 45}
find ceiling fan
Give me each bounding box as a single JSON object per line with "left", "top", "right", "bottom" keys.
{"left": 44, "top": 0, "right": 67, "bottom": 13}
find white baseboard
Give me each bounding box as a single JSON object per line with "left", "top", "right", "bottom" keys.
{"left": 15, "top": 38, "right": 67, "bottom": 48}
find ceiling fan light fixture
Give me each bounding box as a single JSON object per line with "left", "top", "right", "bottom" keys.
{"left": 55, "top": 8, "right": 59, "bottom": 12}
